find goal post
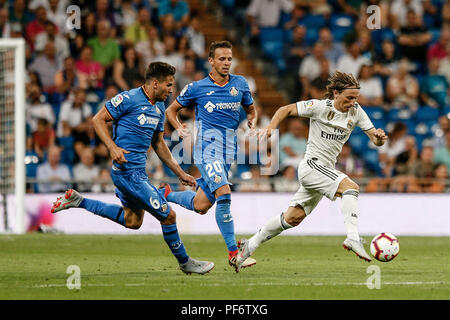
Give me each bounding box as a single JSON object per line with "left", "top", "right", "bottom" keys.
{"left": 0, "top": 38, "right": 26, "bottom": 234}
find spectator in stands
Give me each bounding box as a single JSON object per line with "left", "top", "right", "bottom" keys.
{"left": 420, "top": 58, "right": 449, "bottom": 109}
{"left": 273, "top": 165, "right": 299, "bottom": 192}
{"left": 26, "top": 84, "right": 55, "bottom": 132}
{"left": 135, "top": 25, "right": 164, "bottom": 67}
{"left": 394, "top": 135, "right": 418, "bottom": 176}
{"left": 438, "top": 42, "right": 450, "bottom": 85}
{"left": 113, "top": 46, "right": 142, "bottom": 91}
{"left": 154, "top": 35, "right": 184, "bottom": 72}
{"left": 357, "top": 30, "right": 374, "bottom": 60}
{"left": 9, "top": 0, "right": 34, "bottom": 27}
{"left": 95, "top": 0, "right": 118, "bottom": 30}
{"left": 92, "top": 167, "right": 115, "bottom": 193}
{"left": 28, "top": 41, "right": 62, "bottom": 93}
{"left": 427, "top": 163, "right": 449, "bottom": 192}
{"left": 309, "top": 58, "right": 330, "bottom": 99}
{"left": 87, "top": 19, "right": 121, "bottom": 70}
{"left": 390, "top": 0, "right": 423, "bottom": 29}
{"left": 238, "top": 165, "right": 273, "bottom": 192}
{"left": 373, "top": 39, "right": 400, "bottom": 78}
{"left": 283, "top": 24, "right": 308, "bottom": 76}
{"left": 397, "top": 10, "right": 432, "bottom": 64}
{"left": 427, "top": 26, "right": 450, "bottom": 62}
{"left": 298, "top": 41, "right": 330, "bottom": 100}
{"left": 124, "top": 7, "right": 151, "bottom": 45}
{"left": 54, "top": 56, "right": 80, "bottom": 98}
{"left": 282, "top": 4, "right": 306, "bottom": 31}
{"left": 73, "top": 147, "right": 100, "bottom": 192}
{"left": 246, "top": 0, "right": 294, "bottom": 39}
{"left": 96, "top": 84, "right": 118, "bottom": 113}
{"left": 336, "top": 143, "right": 364, "bottom": 179}
{"left": 25, "top": 6, "right": 48, "bottom": 49}
{"left": 318, "top": 27, "right": 345, "bottom": 65}
{"left": 32, "top": 118, "right": 55, "bottom": 161}
{"left": 378, "top": 122, "right": 408, "bottom": 177}
{"left": 336, "top": 35, "right": 370, "bottom": 78}
{"left": 36, "top": 145, "right": 72, "bottom": 193}
{"left": 444, "top": 1, "right": 450, "bottom": 26}
{"left": 233, "top": 62, "right": 257, "bottom": 95}
{"left": 158, "top": 0, "right": 190, "bottom": 29}
{"left": 185, "top": 15, "right": 206, "bottom": 59}
{"left": 35, "top": 21, "right": 70, "bottom": 59}
{"left": 120, "top": 0, "right": 138, "bottom": 29}
{"left": 75, "top": 45, "right": 104, "bottom": 91}
{"left": 279, "top": 117, "right": 307, "bottom": 168}
{"left": 0, "top": 8, "right": 11, "bottom": 37}
{"left": 409, "top": 144, "right": 435, "bottom": 178}
{"left": 433, "top": 130, "right": 450, "bottom": 173}
{"left": 357, "top": 64, "right": 384, "bottom": 107}
{"left": 385, "top": 58, "right": 419, "bottom": 111}
{"left": 432, "top": 115, "right": 450, "bottom": 149}
{"left": 78, "top": 12, "right": 96, "bottom": 43}
{"left": 337, "top": 0, "right": 362, "bottom": 17}
{"left": 176, "top": 57, "right": 196, "bottom": 93}
{"left": 309, "top": 0, "right": 332, "bottom": 16}
{"left": 57, "top": 88, "right": 92, "bottom": 139}
{"left": 43, "top": 0, "right": 68, "bottom": 34}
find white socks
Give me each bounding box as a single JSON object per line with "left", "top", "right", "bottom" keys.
{"left": 341, "top": 189, "right": 360, "bottom": 241}
{"left": 248, "top": 213, "right": 293, "bottom": 253}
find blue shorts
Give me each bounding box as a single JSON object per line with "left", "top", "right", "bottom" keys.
{"left": 196, "top": 161, "right": 232, "bottom": 205}
{"left": 111, "top": 167, "right": 170, "bottom": 221}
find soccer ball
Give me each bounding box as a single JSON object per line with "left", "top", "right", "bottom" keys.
{"left": 370, "top": 233, "right": 400, "bottom": 262}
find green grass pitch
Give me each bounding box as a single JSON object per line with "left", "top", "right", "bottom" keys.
{"left": 0, "top": 234, "right": 449, "bottom": 300}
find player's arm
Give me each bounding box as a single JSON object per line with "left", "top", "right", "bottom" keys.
{"left": 165, "top": 100, "right": 190, "bottom": 138}
{"left": 364, "top": 127, "right": 388, "bottom": 147}
{"left": 92, "top": 107, "right": 130, "bottom": 164}
{"left": 243, "top": 104, "right": 257, "bottom": 129}
{"left": 260, "top": 103, "right": 298, "bottom": 138}
{"left": 151, "top": 131, "right": 196, "bottom": 187}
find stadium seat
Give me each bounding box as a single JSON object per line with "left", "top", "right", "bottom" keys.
{"left": 414, "top": 106, "right": 439, "bottom": 122}
{"left": 259, "top": 27, "right": 286, "bottom": 71}
{"left": 430, "top": 28, "right": 441, "bottom": 45}
{"left": 305, "top": 28, "right": 319, "bottom": 45}
{"left": 387, "top": 108, "right": 413, "bottom": 122}
{"left": 300, "top": 14, "right": 326, "bottom": 29}
{"left": 348, "top": 132, "right": 370, "bottom": 155}
{"left": 414, "top": 120, "right": 438, "bottom": 137}
{"left": 330, "top": 13, "right": 354, "bottom": 41}
{"left": 371, "top": 119, "right": 386, "bottom": 130}
{"left": 363, "top": 106, "right": 385, "bottom": 120}
{"left": 363, "top": 149, "right": 381, "bottom": 174}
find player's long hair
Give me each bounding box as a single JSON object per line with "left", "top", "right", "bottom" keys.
{"left": 324, "top": 71, "right": 360, "bottom": 99}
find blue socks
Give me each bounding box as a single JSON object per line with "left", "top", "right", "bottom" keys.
{"left": 79, "top": 198, "right": 126, "bottom": 227}
{"left": 166, "top": 190, "right": 195, "bottom": 211}
{"left": 161, "top": 223, "right": 189, "bottom": 264}
{"left": 215, "top": 194, "right": 237, "bottom": 252}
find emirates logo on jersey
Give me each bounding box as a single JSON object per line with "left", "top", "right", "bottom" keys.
{"left": 327, "top": 111, "right": 335, "bottom": 121}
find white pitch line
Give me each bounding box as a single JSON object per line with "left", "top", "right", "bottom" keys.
{"left": 29, "top": 281, "right": 450, "bottom": 289}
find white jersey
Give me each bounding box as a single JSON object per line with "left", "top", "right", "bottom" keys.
{"left": 296, "top": 99, "right": 374, "bottom": 168}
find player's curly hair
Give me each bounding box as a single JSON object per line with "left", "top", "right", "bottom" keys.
{"left": 324, "top": 70, "right": 360, "bottom": 99}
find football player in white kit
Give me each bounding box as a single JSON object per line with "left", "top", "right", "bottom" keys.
{"left": 236, "top": 71, "right": 388, "bottom": 269}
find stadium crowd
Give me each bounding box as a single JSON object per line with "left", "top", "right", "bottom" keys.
{"left": 2, "top": 0, "right": 448, "bottom": 193}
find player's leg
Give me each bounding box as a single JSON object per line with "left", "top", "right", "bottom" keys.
{"left": 51, "top": 189, "right": 130, "bottom": 228}
{"left": 335, "top": 177, "right": 371, "bottom": 262}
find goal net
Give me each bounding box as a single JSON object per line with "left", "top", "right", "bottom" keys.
{"left": 0, "top": 39, "right": 26, "bottom": 234}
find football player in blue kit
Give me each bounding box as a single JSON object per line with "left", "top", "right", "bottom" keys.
{"left": 51, "top": 62, "right": 215, "bottom": 275}
{"left": 163, "top": 41, "right": 258, "bottom": 271}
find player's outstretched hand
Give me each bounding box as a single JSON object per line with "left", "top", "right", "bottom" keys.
{"left": 176, "top": 123, "right": 191, "bottom": 139}
{"left": 179, "top": 173, "right": 197, "bottom": 188}
{"left": 109, "top": 145, "right": 130, "bottom": 164}
{"left": 373, "top": 128, "right": 388, "bottom": 142}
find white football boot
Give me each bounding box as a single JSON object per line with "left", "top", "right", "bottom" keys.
{"left": 51, "top": 189, "right": 84, "bottom": 213}
{"left": 343, "top": 238, "right": 372, "bottom": 262}
{"left": 235, "top": 239, "right": 256, "bottom": 272}
{"left": 179, "top": 258, "right": 215, "bottom": 275}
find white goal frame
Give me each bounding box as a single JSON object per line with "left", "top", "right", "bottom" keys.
{"left": 0, "top": 39, "right": 26, "bottom": 234}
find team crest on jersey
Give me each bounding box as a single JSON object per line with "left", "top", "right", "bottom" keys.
{"left": 327, "top": 111, "right": 335, "bottom": 121}
{"left": 214, "top": 175, "right": 222, "bottom": 184}
{"left": 154, "top": 106, "right": 161, "bottom": 115}
{"left": 161, "top": 203, "right": 168, "bottom": 212}
{"left": 111, "top": 94, "right": 123, "bottom": 107}
{"left": 306, "top": 100, "right": 314, "bottom": 107}
{"left": 347, "top": 120, "right": 354, "bottom": 129}
{"left": 229, "top": 87, "right": 238, "bottom": 96}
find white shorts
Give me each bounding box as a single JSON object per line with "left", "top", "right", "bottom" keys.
{"left": 289, "top": 158, "right": 347, "bottom": 215}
